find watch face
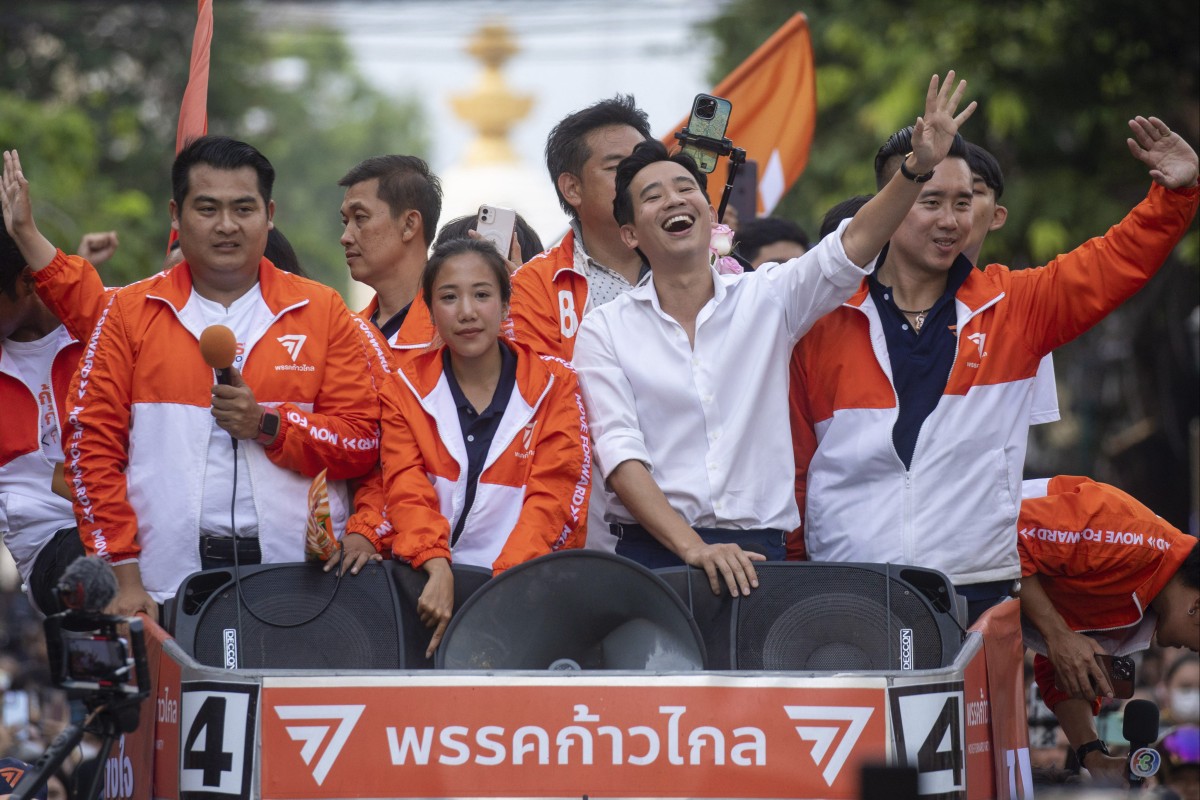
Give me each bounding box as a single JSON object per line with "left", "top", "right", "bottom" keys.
{"left": 260, "top": 410, "right": 280, "bottom": 437}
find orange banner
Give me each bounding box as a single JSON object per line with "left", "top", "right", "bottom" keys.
{"left": 260, "top": 682, "right": 887, "bottom": 798}
{"left": 664, "top": 13, "right": 817, "bottom": 216}
{"left": 175, "top": 0, "right": 213, "bottom": 154}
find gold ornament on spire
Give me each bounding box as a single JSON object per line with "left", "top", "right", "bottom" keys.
{"left": 451, "top": 22, "right": 533, "bottom": 166}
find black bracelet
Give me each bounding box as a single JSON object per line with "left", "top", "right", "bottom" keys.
{"left": 899, "top": 151, "right": 935, "bottom": 183}
{"left": 1076, "top": 738, "right": 1109, "bottom": 768}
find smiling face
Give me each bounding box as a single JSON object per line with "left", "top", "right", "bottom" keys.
{"left": 619, "top": 160, "right": 715, "bottom": 271}
{"left": 170, "top": 164, "right": 273, "bottom": 300}
{"left": 429, "top": 251, "right": 508, "bottom": 361}
{"left": 885, "top": 157, "right": 974, "bottom": 277}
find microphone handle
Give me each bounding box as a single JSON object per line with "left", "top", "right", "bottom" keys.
{"left": 1128, "top": 740, "right": 1149, "bottom": 788}
{"left": 11, "top": 721, "right": 86, "bottom": 800}
{"left": 216, "top": 367, "right": 233, "bottom": 386}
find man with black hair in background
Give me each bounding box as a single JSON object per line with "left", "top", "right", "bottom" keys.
{"left": 508, "top": 95, "right": 652, "bottom": 361}
{"left": 789, "top": 117, "right": 1199, "bottom": 623}
{"left": 338, "top": 154, "right": 443, "bottom": 360}
{"left": 734, "top": 216, "right": 810, "bottom": 269}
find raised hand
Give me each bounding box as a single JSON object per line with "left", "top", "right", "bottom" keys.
{"left": 76, "top": 231, "right": 120, "bottom": 265}
{"left": 2, "top": 149, "right": 58, "bottom": 270}
{"left": 909, "top": 71, "right": 977, "bottom": 173}
{"left": 1127, "top": 116, "right": 1199, "bottom": 189}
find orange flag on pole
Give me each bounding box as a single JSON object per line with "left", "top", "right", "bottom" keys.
{"left": 175, "top": 0, "right": 214, "bottom": 154}
{"left": 664, "top": 13, "right": 817, "bottom": 216}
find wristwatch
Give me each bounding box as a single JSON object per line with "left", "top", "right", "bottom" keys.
{"left": 899, "top": 151, "right": 936, "bottom": 183}
{"left": 1076, "top": 738, "right": 1110, "bottom": 768}
{"left": 254, "top": 407, "right": 281, "bottom": 446}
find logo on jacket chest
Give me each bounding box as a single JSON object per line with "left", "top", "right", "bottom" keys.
{"left": 965, "top": 331, "right": 988, "bottom": 368}
{"left": 513, "top": 421, "right": 537, "bottom": 460}
{"left": 274, "top": 334, "right": 315, "bottom": 373}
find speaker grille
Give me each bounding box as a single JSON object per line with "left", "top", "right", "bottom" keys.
{"left": 190, "top": 564, "right": 402, "bottom": 669}
{"left": 735, "top": 564, "right": 946, "bottom": 670}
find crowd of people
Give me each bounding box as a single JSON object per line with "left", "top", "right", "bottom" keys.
{"left": 1, "top": 67, "right": 1198, "bottom": 795}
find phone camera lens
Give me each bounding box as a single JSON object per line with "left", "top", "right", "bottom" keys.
{"left": 696, "top": 98, "right": 717, "bottom": 120}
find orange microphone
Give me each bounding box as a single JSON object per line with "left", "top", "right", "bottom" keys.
{"left": 199, "top": 325, "right": 237, "bottom": 385}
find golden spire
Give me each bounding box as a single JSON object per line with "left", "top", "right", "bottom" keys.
{"left": 450, "top": 22, "right": 533, "bottom": 166}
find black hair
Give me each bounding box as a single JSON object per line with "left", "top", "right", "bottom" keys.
{"left": 421, "top": 238, "right": 512, "bottom": 310}
{"left": 339, "top": 155, "right": 443, "bottom": 247}
{"left": 873, "top": 126, "right": 968, "bottom": 189}
{"left": 965, "top": 142, "right": 1005, "bottom": 200}
{"left": 265, "top": 227, "right": 308, "bottom": 278}
{"left": 433, "top": 213, "right": 546, "bottom": 264}
{"left": 819, "top": 194, "right": 874, "bottom": 241}
{"left": 613, "top": 139, "right": 709, "bottom": 227}
{"left": 545, "top": 94, "right": 652, "bottom": 217}
{"left": 735, "top": 217, "right": 810, "bottom": 264}
{"left": 1, "top": 224, "right": 27, "bottom": 297}
{"left": 172, "top": 135, "right": 275, "bottom": 210}
{"left": 1179, "top": 539, "right": 1200, "bottom": 591}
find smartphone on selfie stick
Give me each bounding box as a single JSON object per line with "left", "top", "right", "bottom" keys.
{"left": 674, "top": 93, "right": 746, "bottom": 225}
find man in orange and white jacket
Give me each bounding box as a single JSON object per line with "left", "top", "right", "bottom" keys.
{"left": 791, "top": 116, "right": 1199, "bottom": 623}
{"left": 379, "top": 339, "right": 590, "bottom": 575}
{"left": 1017, "top": 475, "right": 1199, "bottom": 784}
{"left": 3, "top": 138, "right": 385, "bottom": 617}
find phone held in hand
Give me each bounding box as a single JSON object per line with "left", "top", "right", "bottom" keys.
{"left": 680, "top": 94, "right": 733, "bottom": 174}
{"left": 1095, "top": 654, "right": 1136, "bottom": 699}
{"left": 476, "top": 205, "right": 516, "bottom": 256}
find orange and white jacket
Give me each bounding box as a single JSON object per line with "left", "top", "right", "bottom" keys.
{"left": 791, "top": 182, "right": 1199, "bottom": 585}
{"left": 508, "top": 229, "right": 590, "bottom": 361}
{"left": 358, "top": 292, "right": 437, "bottom": 366}
{"left": 0, "top": 327, "right": 79, "bottom": 583}
{"left": 379, "top": 339, "right": 590, "bottom": 574}
{"left": 66, "top": 259, "right": 386, "bottom": 602}
{"left": 1019, "top": 475, "right": 1194, "bottom": 710}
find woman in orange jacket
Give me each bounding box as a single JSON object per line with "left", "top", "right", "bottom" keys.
{"left": 379, "top": 238, "right": 591, "bottom": 656}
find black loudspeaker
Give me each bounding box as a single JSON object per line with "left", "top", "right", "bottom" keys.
{"left": 172, "top": 561, "right": 406, "bottom": 669}
{"left": 437, "top": 551, "right": 706, "bottom": 671}
{"left": 657, "top": 562, "right": 963, "bottom": 671}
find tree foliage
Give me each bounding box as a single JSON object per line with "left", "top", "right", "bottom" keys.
{"left": 0, "top": 1, "right": 427, "bottom": 291}
{"left": 702, "top": 0, "right": 1200, "bottom": 526}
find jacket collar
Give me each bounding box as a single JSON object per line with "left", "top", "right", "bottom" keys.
{"left": 400, "top": 336, "right": 550, "bottom": 407}
{"left": 844, "top": 250, "right": 1003, "bottom": 312}
{"left": 153, "top": 258, "right": 308, "bottom": 316}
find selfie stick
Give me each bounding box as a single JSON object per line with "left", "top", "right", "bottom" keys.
{"left": 673, "top": 128, "right": 747, "bottom": 225}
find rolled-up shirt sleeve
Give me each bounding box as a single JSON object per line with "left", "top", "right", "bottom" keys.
{"left": 573, "top": 311, "right": 652, "bottom": 482}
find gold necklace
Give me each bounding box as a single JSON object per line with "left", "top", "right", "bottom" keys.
{"left": 896, "top": 304, "right": 933, "bottom": 333}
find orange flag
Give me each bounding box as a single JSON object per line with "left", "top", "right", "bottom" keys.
{"left": 664, "top": 13, "right": 816, "bottom": 216}
{"left": 175, "top": 0, "right": 214, "bottom": 154}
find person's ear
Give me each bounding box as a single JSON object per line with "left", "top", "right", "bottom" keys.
{"left": 989, "top": 204, "right": 1008, "bottom": 232}
{"left": 557, "top": 172, "right": 583, "bottom": 211}
{"left": 619, "top": 223, "right": 639, "bottom": 251}
{"left": 400, "top": 210, "right": 422, "bottom": 244}
{"left": 169, "top": 199, "right": 180, "bottom": 233}
{"left": 267, "top": 199, "right": 275, "bottom": 230}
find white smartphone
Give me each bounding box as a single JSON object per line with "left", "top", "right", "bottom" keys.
{"left": 476, "top": 204, "right": 516, "bottom": 256}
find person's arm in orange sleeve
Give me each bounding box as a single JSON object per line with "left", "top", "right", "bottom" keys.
{"left": 61, "top": 293, "right": 156, "bottom": 620}
{"left": 787, "top": 345, "right": 816, "bottom": 561}
{"left": 3, "top": 149, "right": 115, "bottom": 339}
{"left": 1017, "top": 574, "right": 1112, "bottom": 702}
{"left": 492, "top": 364, "right": 590, "bottom": 574}
{"left": 264, "top": 300, "right": 383, "bottom": 480}
{"left": 380, "top": 381, "right": 455, "bottom": 657}
{"left": 1011, "top": 117, "right": 1199, "bottom": 358}
{"left": 343, "top": 465, "right": 392, "bottom": 555}
{"left": 508, "top": 267, "right": 566, "bottom": 359}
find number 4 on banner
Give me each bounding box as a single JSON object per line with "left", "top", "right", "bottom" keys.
{"left": 180, "top": 683, "right": 258, "bottom": 799}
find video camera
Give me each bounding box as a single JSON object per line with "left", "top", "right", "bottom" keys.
{"left": 44, "top": 612, "right": 150, "bottom": 701}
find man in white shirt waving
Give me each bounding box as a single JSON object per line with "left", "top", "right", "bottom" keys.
{"left": 573, "top": 73, "right": 975, "bottom": 596}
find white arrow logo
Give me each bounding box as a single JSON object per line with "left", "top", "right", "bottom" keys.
{"left": 273, "top": 704, "right": 364, "bottom": 785}
{"left": 784, "top": 705, "right": 874, "bottom": 787}
{"left": 277, "top": 334, "right": 307, "bottom": 362}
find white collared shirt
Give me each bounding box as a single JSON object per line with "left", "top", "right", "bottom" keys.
{"left": 574, "top": 219, "right": 873, "bottom": 531}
